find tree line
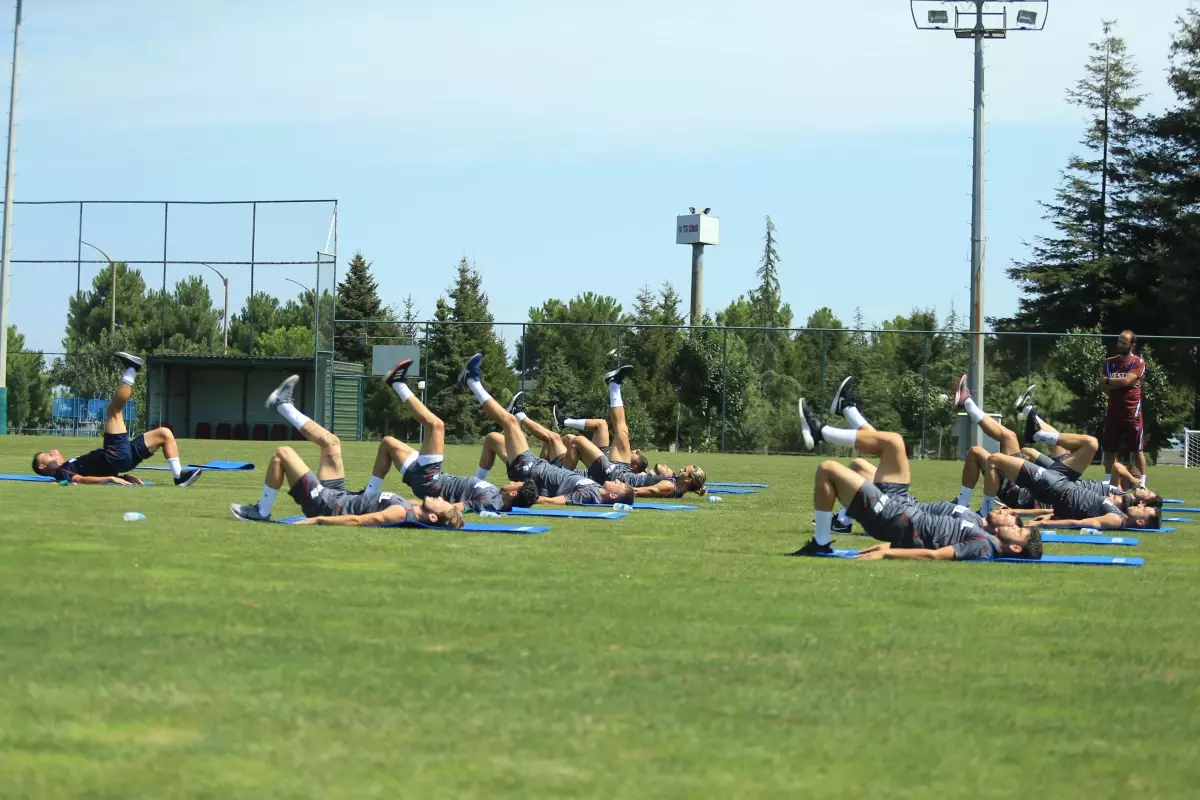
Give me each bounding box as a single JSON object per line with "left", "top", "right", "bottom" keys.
{"left": 5, "top": 17, "right": 1199, "bottom": 455}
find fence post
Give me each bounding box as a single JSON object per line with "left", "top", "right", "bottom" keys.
{"left": 249, "top": 201, "right": 257, "bottom": 352}
{"left": 1025, "top": 334, "right": 1032, "bottom": 385}
{"left": 818, "top": 330, "right": 826, "bottom": 454}
{"left": 520, "top": 323, "right": 527, "bottom": 387}
{"left": 920, "top": 332, "right": 929, "bottom": 460}
{"left": 161, "top": 202, "right": 169, "bottom": 350}
{"left": 720, "top": 327, "right": 728, "bottom": 452}
{"left": 75, "top": 201, "right": 82, "bottom": 298}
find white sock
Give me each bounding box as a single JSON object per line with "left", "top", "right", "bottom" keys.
{"left": 365, "top": 475, "right": 384, "bottom": 497}
{"left": 121, "top": 367, "right": 137, "bottom": 386}
{"left": 1033, "top": 425, "right": 1058, "bottom": 446}
{"left": 467, "top": 378, "right": 492, "bottom": 405}
{"left": 814, "top": 511, "right": 834, "bottom": 546}
{"left": 843, "top": 406, "right": 869, "bottom": 430}
{"left": 475, "top": 466, "right": 491, "bottom": 480}
{"left": 981, "top": 495, "right": 995, "bottom": 515}
{"left": 609, "top": 382, "right": 623, "bottom": 408}
{"left": 393, "top": 382, "right": 414, "bottom": 402}
{"left": 836, "top": 509, "right": 852, "bottom": 527}
{"left": 821, "top": 426, "right": 859, "bottom": 448}
{"left": 515, "top": 411, "right": 527, "bottom": 422}
{"left": 1139, "top": 475, "right": 1147, "bottom": 488}
{"left": 963, "top": 396, "right": 986, "bottom": 424}
{"left": 565, "top": 418, "right": 588, "bottom": 431}
{"left": 957, "top": 486, "right": 973, "bottom": 506}
{"left": 167, "top": 457, "right": 182, "bottom": 479}
{"left": 258, "top": 485, "right": 279, "bottom": 517}
{"left": 1020, "top": 405, "right": 1033, "bottom": 420}
{"left": 276, "top": 402, "right": 311, "bottom": 431}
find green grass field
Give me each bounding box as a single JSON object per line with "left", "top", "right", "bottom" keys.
{"left": 2, "top": 436, "right": 1199, "bottom": 798}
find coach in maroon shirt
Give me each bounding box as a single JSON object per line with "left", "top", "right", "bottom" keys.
{"left": 1101, "top": 330, "right": 1147, "bottom": 485}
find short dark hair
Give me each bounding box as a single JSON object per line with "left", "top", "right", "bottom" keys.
{"left": 514, "top": 479, "right": 538, "bottom": 508}
{"left": 618, "top": 484, "right": 635, "bottom": 504}
{"left": 1120, "top": 329, "right": 1137, "bottom": 344}
{"left": 1146, "top": 509, "right": 1161, "bottom": 529}
{"left": 1011, "top": 514, "right": 1025, "bottom": 528}
{"left": 1021, "top": 529, "right": 1044, "bottom": 560}
{"left": 631, "top": 453, "right": 648, "bottom": 473}
{"left": 31, "top": 453, "right": 52, "bottom": 477}
{"left": 1143, "top": 491, "right": 1163, "bottom": 508}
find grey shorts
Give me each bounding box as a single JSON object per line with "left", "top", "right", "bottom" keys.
{"left": 508, "top": 450, "right": 541, "bottom": 483}
{"left": 847, "top": 480, "right": 917, "bottom": 547}
{"left": 289, "top": 472, "right": 349, "bottom": 518}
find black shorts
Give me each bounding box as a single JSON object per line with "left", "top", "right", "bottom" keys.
{"left": 289, "top": 472, "right": 349, "bottom": 518}
{"left": 847, "top": 481, "right": 917, "bottom": 547}
{"left": 402, "top": 456, "right": 442, "bottom": 498}
{"left": 587, "top": 454, "right": 616, "bottom": 485}
{"left": 997, "top": 477, "right": 1036, "bottom": 509}
{"left": 548, "top": 454, "right": 566, "bottom": 468}
{"left": 1014, "top": 460, "right": 1071, "bottom": 506}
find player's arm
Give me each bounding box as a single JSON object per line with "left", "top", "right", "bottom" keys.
{"left": 1104, "top": 361, "right": 1145, "bottom": 389}
{"left": 883, "top": 546, "right": 956, "bottom": 561}
{"left": 1002, "top": 508, "right": 1046, "bottom": 516}
{"left": 71, "top": 475, "right": 132, "bottom": 485}
{"left": 634, "top": 480, "right": 676, "bottom": 498}
{"left": 537, "top": 495, "right": 568, "bottom": 505}
{"left": 1025, "top": 515, "right": 1110, "bottom": 529}
{"left": 310, "top": 509, "right": 400, "bottom": 527}
{"left": 1100, "top": 364, "right": 1115, "bottom": 393}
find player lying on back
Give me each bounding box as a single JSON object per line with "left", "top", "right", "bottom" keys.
{"left": 31, "top": 352, "right": 202, "bottom": 487}
{"left": 982, "top": 400, "right": 1161, "bottom": 531}
{"left": 791, "top": 384, "right": 1040, "bottom": 561}
{"left": 463, "top": 354, "right": 635, "bottom": 507}
{"left": 230, "top": 375, "right": 463, "bottom": 528}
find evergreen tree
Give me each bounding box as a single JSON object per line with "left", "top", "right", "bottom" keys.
{"left": 625, "top": 283, "right": 685, "bottom": 446}
{"left": 1001, "top": 21, "right": 1144, "bottom": 336}
{"left": 228, "top": 292, "right": 281, "bottom": 355}
{"left": 63, "top": 263, "right": 156, "bottom": 353}
{"left": 5, "top": 326, "right": 51, "bottom": 431}
{"left": 424, "top": 258, "right": 514, "bottom": 442}
{"left": 336, "top": 251, "right": 394, "bottom": 366}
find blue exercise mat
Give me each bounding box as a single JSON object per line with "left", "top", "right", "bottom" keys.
{"left": 1162, "top": 507, "right": 1200, "bottom": 513}
{"left": 632, "top": 503, "right": 698, "bottom": 511}
{"left": 1044, "top": 526, "right": 1174, "bottom": 534}
{"left": 821, "top": 548, "right": 1143, "bottom": 566}
{"left": 1163, "top": 498, "right": 1187, "bottom": 504}
{"left": 503, "top": 507, "right": 628, "bottom": 520}
{"left": 706, "top": 487, "right": 756, "bottom": 495}
{"left": 0, "top": 473, "right": 154, "bottom": 485}
{"left": 140, "top": 460, "right": 256, "bottom": 472}
{"left": 707, "top": 482, "right": 770, "bottom": 489}
{"left": 1163, "top": 516, "right": 1192, "bottom": 523}
{"left": 1041, "top": 533, "right": 1139, "bottom": 546}
{"left": 275, "top": 515, "right": 548, "bottom": 533}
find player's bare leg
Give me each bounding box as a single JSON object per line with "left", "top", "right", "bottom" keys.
{"left": 1026, "top": 411, "right": 1097, "bottom": 478}
{"left": 266, "top": 374, "right": 343, "bottom": 482}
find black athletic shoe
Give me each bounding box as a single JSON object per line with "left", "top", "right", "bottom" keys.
{"left": 266, "top": 375, "right": 300, "bottom": 410}
{"left": 174, "top": 467, "right": 203, "bottom": 487}
{"left": 385, "top": 358, "right": 413, "bottom": 387}
{"left": 603, "top": 365, "right": 634, "bottom": 385}
{"left": 230, "top": 502, "right": 269, "bottom": 522}
{"left": 797, "top": 398, "right": 824, "bottom": 450}
{"left": 459, "top": 353, "right": 483, "bottom": 386}
{"left": 829, "top": 376, "right": 859, "bottom": 416}
{"left": 832, "top": 516, "right": 853, "bottom": 535}
{"left": 1022, "top": 406, "right": 1041, "bottom": 445}
{"left": 1013, "top": 384, "right": 1036, "bottom": 411}
{"left": 788, "top": 538, "right": 834, "bottom": 557}
{"left": 116, "top": 351, "right": 144, "bottom": 371}
{"left": 552, "top": 404, "right": 568, "bottom": 431}
{"left": 507, "top": 391, "right": 525, "bottom": 415}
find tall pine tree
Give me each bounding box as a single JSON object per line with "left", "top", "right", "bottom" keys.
{"left": 1001, "top": 21, "right": 1143, "bottom": 336}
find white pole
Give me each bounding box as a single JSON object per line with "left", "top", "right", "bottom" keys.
{"left": 0, "top": 0, "right": 22, "bottom": 435}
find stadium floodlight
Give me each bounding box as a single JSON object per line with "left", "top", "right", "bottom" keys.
{"left": 80, "top": 241, "right": 117, "bottom": 336}
{"left": 911, "top": 1, "right": 1049, "bottom": 449}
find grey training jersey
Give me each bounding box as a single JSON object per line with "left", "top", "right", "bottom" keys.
{"left": 437, "top": 474, "right": 504, "bottom": 513}
{"left": 340, "top": 491, "right": 416, "bottom": 518}
{"left": 537, "top": 461, "right": 597, "bottom": 498}
{"left": 1057, "top": 483, "right": 1123, "bottom": 523}
{"left": 910, "top": 510, "right": 1000, "bottom": 560}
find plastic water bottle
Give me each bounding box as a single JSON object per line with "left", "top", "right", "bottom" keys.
{"left": 1080, "top": 527, "right": 1100, "bottom": 536}
{"left": 123, "top": 512, "right": 146, "bottom": 522}
{"left": 707, "top": 495, "right": 723, "bottom": 504}
{"left": 613, "top": 503, "right": 633, "bottom": 512}
{"left": 480, "top": 510, "right": 501, "bottom": 518}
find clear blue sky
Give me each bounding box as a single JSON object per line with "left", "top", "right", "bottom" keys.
{"left": 3, "top": 0, "right": 1189, "bottom": 353}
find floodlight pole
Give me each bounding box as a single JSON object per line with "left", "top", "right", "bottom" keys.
{"left": 969, "top": 1, "right": 986, "bottom": 448}
{"left": 200, "top": 263, "right": 229, "bottom": 352}
{"left": 80, "top": 241, "right": 116, "bottom": 336}
{"left": 0, "top": 0, "right": 22, "bottom": 436}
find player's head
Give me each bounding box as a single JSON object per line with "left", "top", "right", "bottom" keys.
{"left": 31, "top": 450, "right": 63, "bottom": 477}
{"left": 985, "top": 508, "right": 1022, "bottom": 530}
{"left": 994, "top": 524, "right": 1042, "bottom": 560}
{"left": 417, "top": 496, "right": 464, "bottom": 529}
{"left": 630, "top": 452, "right": 648, "bottom": 473}
{"left": 600, "top": 481, "right": 635, "bottom": 505}
{"left": 1124, "top": 505, "right": 1160, "bottom": 529}
{"left": 501, "top": 479, "right": 538, "bottom": 509}
{"left": 1129, "top": 487, "right": 1162, "bottom": 507}
{"left": 1117, "top": 330, "right": 1136, "bottom": 355}
{"left": 677, "top": 465, "right": 707, "bottom": 494}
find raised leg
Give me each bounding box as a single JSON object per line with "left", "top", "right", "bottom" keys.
{"left": 814, "top": 459, "right": 869, "bottom": 512}
{"left": 478, "top": 431, "right": 510, "bottom": 472}
{"left": 141, "top": 427, "right": 178, "bottom": 460}
{"left": 609, "top": 405, "right": 633, "bottom": 464}
{"left": 105, "top": 381, "right": 132, "bottom": 436}
{"left": 398, "top": 391, "right": 444, "bottom": 457}
{"left": 842, "top": 430, "right": 910, "bottom": 485}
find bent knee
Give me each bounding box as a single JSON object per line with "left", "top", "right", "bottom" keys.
{"left": 485, "top": 431, "right": 505, "bottom": 445}
{"left": 817, "top": 459, "right": 842, "bottom": 475}
{"left": 968, "top": 445, "right": 990, "bottom": 461}
{"left": 1020, "top": 447, "right": 1041, "bottom": 461}
{"left": 275, "top": 446, "right": 296, "bottom": 459}
{"left": 849, "top": 458, "right": 874, "bottom": 474}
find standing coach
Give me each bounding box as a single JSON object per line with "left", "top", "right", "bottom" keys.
{"left": 1101, "top": 329, "right": 1148, "bottom": 487}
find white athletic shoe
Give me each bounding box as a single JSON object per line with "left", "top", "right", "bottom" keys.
{"left": 952, "top": 374, "right": 969, "bottom": 409}
{"left": 798, "top": 398, "right": 823, "bottom": 450}
{"left": 1013, "top": 384, "right": 1036, "bottom": 411}
{"left": 266, "top": 375, "right": 300, "bottom": 410}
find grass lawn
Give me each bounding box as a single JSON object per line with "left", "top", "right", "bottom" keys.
{"left": 1, "top": 435, "right": 1199, "bottom": 798}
